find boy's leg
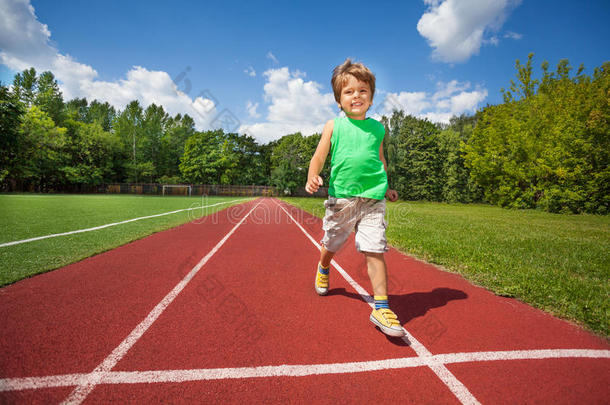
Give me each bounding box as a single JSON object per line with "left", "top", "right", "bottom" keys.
{"left": 365, "top": 252, "right": 387, "bottom": 296}
{"left": 365, "top": 251, "right": 405, "bottom": 337}
{"left": 320, "top": 246, "right": 334, "bottom": 268}
{"left": 316, "top": 198, "right": 356, "bottom": 295}
{"left": 315, "top": 246, "right": 335, "bottom": 295}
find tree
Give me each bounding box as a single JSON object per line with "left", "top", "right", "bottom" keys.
{"left": 61, "top": 119, "right": 122, "bottom": 185}
{"left": 140, "top": 103, "right": 168, "bottom": 182}
{"left": 16, "top": 106, "right": 67, "bottom": 191}
{"left": 179, "top": 129, "right": 226, "bottom": 184}
{"left": 0, "top": 85, "right": 25, "bottom": 185}
{"left": 269, "top": 132, "right": 320, "bottom": 194}
{"left": 158, "top": 113, "right": 195, "bottom": 181}
{"left": 223, "top": 132, "right": 268, "bottom": 185}
{"left": 465, "top": 56, "right": 610, "bottom": 213}
{"left": 114, "top": 100, "right": 144, "bottom": 182}
{"left": 65, "top": 98, "right": 89, "bottom": 122}
{"left": 389, "top": 115, "right": 443, "bottom": 201}
{"left": 87, "top": 100, "right": 116, "bottom": 132}
{"left": 35, "top": 71, "right": 65, "bottom": 125}
{"left": 12, "top": 68, "right": 64, "bottom": 125}
{"left": 12, "top": 68, "right": 37, "bottom": 107}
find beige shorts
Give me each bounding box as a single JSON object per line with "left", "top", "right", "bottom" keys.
{"left": 321, "top": 197, "right": 388, "bottom": 253}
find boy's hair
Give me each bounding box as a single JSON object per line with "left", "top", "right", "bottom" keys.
{"left": 331, "top": 58, "right": 376, "bottom": 104}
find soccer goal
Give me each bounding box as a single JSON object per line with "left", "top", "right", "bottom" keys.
{"left": 162, "top": 184, "right": 192, "bottom": 196}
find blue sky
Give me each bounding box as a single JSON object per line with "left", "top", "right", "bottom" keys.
{"left": 1, "top": 0, "right": 608, "bottom": 143}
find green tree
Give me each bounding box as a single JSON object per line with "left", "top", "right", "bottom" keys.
{"left": 17, "top": 106, "right": 67, "bottom": 191}
{"left": 158, "top": 113, "right": 195, "bottom": 181}
{"left": 65, "top": 98, "right": 89, "bottom": 122}
{"left": 390, "top": 115, "right": 443, "bottom": 201}
{"left": 87, "top": 100, "right": 116, "bottom": 132}
{"left": 140, "top": 103, "right": 169, "bottom": 182}
{"left": 35, "top": 71, "right": 65, "bottom": 125}
{"left": 12, "top": 68, "right": 64, "bottom": 125}
{"left": 224, "top": 132, "right": 268, "bottom": 185}
{"left": 65, "top": 98, "right": 117, "bottom": 131}
{"left": 269, "top": 132, "right": 320, "bottom": 194}
{"left": 114, "top": 100, "right": 144, "bottom": 182}
{"left": 465, "top": 56, "right": 610, "bottom": 213}
{"left": 12, "top": 68, "right": 37, "bottom": 107}
{"left": 61, "top": 119, "right": 122, "bottom": 185}
{"left": 179, "top": 129, "right": 226, "bottom": 184}
{"left": 0, "top": 84, "right": 24, "bottom": 185}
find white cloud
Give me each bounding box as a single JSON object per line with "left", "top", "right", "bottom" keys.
{"left": 266, "top": 51, "right": 279, "bottom": 64}
{"left": 245, "top": 100, "right": 260, "bottom": 118}
{"left": 239, "top": 67, "right": 335, "bottom": 143}
{"left": 241, "top": 67, "right": 486, "bottom": 143}
{"left": 485, "top": 36, "right": 500, "bottom": 46}
{"left": 504, "top": 31, "right": 523, "bottom": 40}
{"left": 376, "top": 80, "right": 487, "bottom": 124}
{"left": 0, "top": 0, "right": 217, "bottom": 129}
{"left": 0, "top": 0, "right": 56, "bottom": 69}
{"left": 417, "top": 0, "right": 522, "bottom": 63}
{"left": 244, "top": 65, "right": 256, "bottom": 77}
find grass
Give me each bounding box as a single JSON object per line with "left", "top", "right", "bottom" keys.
{"left": 0, "top": 194, "right": 251, "bottom": 286}
{"left": 281, "top": 197, "right": 610, "bottom": 338}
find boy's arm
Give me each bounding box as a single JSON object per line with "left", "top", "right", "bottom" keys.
{"left": 305, "top": 119, "right": 334, "bottom": 194}
{"left": 379, "top": 143, "right": 399, "bottom": 202}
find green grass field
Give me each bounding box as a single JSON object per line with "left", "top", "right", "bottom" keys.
{"left": 281, "top": 197, "right": 610, "bottom": 338}
{"left": 0, "top": 194, "right": 251, "bottom": 286}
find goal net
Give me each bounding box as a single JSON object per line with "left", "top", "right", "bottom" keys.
{"left": 162, "top": 184, "right": 192, "bottom": 196}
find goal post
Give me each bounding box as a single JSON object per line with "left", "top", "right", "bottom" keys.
{"left": 162, "top": 184, "right": 192, "bottom": 196}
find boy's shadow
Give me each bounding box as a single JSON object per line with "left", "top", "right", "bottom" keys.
{"left": 327, "top": 287, "right": 468, "bottom": 346}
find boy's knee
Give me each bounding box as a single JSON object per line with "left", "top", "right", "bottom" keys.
{"left": 363, "top": 251, "right": 385, "bottom": 259}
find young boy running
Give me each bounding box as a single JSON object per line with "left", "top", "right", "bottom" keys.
{"left": 305, "top": 58, "right": 405, "bottom": 337}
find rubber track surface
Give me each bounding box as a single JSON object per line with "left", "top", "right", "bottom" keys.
{"left": 0, "top": 198, "right": 608, "bottom": 404}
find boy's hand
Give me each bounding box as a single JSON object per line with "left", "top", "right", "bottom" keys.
{"left": 386, "top": 188, "right": 398, "bottom": 202}
{"left": 305, "top": 175, "right": 323, "bottom": 194}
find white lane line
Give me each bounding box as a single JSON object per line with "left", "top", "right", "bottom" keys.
{"left": 0, "top": 199, "right": 247, "bottom": 248}
{"left": 2, "top": 349, "right": 608, "bottom": 392}
{"left": 434, "top": 348, "right": 610, "bottom": 364}
{"left": 272, "top": 199, "right": 481, "bottom": 405}
{"left": 58, "top": 200, "right": 262, "bottom": 405}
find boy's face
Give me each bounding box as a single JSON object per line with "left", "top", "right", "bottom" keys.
{"left": 338, "top": 75, "right": 372, "bottom": 120}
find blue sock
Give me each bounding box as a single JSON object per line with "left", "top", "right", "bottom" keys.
{"left": 318, "top": 263, "right": 329, "bottom": 275}
{"left": 374, "top": 295, "right": 389, "bottom": 310}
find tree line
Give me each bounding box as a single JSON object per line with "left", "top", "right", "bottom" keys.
{"left": 1, "top": 54, "right": 608, "bottom": 213}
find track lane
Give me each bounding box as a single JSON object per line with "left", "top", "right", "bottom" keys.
{"left": 272, "top": 198, "right": 610, "bottom": 404}
{"left": 110, "top": 198, "right": 421, "bottom": 369}
{"left": 0, "top": 201, "right": 258, "bottom": 396}
{"left": 1, "top": 197, "right": 608, "bottom": 404}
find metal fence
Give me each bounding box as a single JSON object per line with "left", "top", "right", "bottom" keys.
{"left": 105, "top": 184, "right": 279, "bottom": 196}
{"left": 103, "top": 183, "right": 329, "bottom": 197}
{"left": 2, "top": 180, "right": 329, "bottom": 197}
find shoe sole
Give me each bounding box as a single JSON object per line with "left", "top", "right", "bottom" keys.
{"left": 370, "top": 314, "right": 406, "bottom": 337}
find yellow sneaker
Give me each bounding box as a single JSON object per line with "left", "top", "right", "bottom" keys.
{"left": 314, "top": 264, "right": 329, "bottom": 295}
{"left": 370, "top": 308, "right": 405, "bottom": 337}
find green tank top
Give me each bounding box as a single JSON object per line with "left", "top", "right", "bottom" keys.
{"left": 328, "top": 116, "right": 388, "bottom": 199}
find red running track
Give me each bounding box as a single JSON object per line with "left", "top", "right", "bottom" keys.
{"left": 0, "top": 198, "right": 608, "bottom": 404}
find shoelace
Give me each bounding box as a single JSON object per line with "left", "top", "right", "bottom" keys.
{"left": 316, "top": 272, "right": 328, "bottom": 287}
{"left": 378, "top": 308, "right": 400, "bottom": 326}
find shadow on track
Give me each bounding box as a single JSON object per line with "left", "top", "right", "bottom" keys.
{"left": 327, "top": 287, "right": 468, "bottom": 345}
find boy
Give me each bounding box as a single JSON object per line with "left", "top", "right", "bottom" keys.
{"left": 305, "top": 58, "right": 404, "bottom": 337}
